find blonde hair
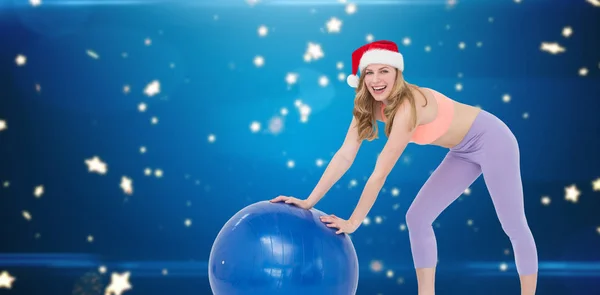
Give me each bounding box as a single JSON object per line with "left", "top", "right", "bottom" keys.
{"left": 351, "top": 68, "right": 428, "bottom": 141}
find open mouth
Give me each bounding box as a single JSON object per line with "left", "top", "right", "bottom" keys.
{"left": 372, "top": 86, "right": 386, "bottom": 93}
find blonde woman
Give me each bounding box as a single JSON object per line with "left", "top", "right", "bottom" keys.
{"left": 271, "top": 40, "right": 538, "bottom": 295}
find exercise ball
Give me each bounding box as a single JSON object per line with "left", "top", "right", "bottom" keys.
{"left": 208, "top": 201, "right": 359, "bottom": 295}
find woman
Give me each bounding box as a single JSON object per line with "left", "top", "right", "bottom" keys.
{"left": 270, "top": 40, "right": 538, "bottom": 295}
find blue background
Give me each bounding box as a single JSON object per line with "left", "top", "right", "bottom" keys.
{"left": 1, "top": 0, "right": 599, "bottom": 294}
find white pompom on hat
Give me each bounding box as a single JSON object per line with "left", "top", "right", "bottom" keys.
{"left": 346, "top": 40, "right": 404, "bottom": 88}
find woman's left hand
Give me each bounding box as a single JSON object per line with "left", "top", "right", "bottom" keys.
{"left": 320, "top": 214, "right": 358, "bottom": 235}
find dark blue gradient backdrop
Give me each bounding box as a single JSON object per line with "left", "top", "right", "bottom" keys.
{"left": 1, "top": 0, "right": 599, "bottom": 294}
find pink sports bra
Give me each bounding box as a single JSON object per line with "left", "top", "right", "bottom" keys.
{"left": 380, "top": 88, "right": 454, "bottom": 145}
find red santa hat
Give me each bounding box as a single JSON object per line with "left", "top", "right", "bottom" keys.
{"left": 346, "top": 40, "right": 404, "bottom": 88}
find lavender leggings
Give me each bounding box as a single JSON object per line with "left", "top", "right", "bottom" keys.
{"left": 405, "top": 110, "right": 538, "bottom": 275}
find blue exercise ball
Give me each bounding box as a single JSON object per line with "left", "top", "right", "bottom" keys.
{"left": 208, "top": 201, "right": 359, "bottom": 295}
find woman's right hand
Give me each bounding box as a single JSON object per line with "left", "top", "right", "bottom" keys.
{"left": 270, "top": 195, "right": 313, "bottom": 210}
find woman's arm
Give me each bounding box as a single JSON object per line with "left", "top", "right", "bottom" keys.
{"left": 348, "top": 103, "right": 415, "bottom": 228}
{"left": 306, "top": 116, "right": 363, "bottom": 207}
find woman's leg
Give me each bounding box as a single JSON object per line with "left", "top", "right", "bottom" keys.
{"left": 480, "top": 129, "right": 538, "bottom": 294}
{"left": 406, "top": 152, "right": 482, "bottom": 295}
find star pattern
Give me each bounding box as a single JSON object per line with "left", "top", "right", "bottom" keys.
{"left": 1, "top": 0, "right": 599, "bottom": 294}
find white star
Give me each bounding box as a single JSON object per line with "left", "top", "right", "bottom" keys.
{"left": 297, "top": 103, "right": 311, "bottom": 123}
{"left": 562, "top": 26, "right": 573, "bottom": 38}
{"left": 0, "top": 271, "right": 15, "bottom": 289}
{"left": 304, "top": 42, "right": 324, "bottom": 62}
{"left": 285, "top": 72, "right": 298, "bottom": 85}
{"left": 15, "top": 54, "right": 26, "bottom": 66}
{"left": 540, "top": 42, "right": 566, "bottom": 54}
{"left": 143, "top": 80, "right": 160, "bottom": 97}
{"left": 586, "top": 0, "right": 600, "bottom": 7}
{"left": 541, "top": 196, "right": 551, "bottom": 206}
{"left": 318, "top": 75, "right": 329, "bottom": 87}
{"left": 86, "top": 49, "right": 99, "bottom": 59}
{"left": 120, "top": 176, "right": 133, "bottom": 195}
{"left": 105, "top": 272, "right": 132, "bottom": 295}
{"left": 564, "top": 184, "right": 580, "bottom": 203}
{"left": 85, "top": 156, "right": 107, "bottom": 175}
{"left": 315, "top": 159, "right": 324, "bottom": 167}
{"left": 253, "top": 55, "right": 265, "bottom": 67}
{"left": 325, "top": 17, "right": 342, "bottom": 33}
{"left": 592, "top": 178, "right": 600, "bottom": 191}
{"left": 257, "top": 25, "right": 268, "bottom": 37}
{"left": 250, "top": 121, "right": 261, "bottom": 133}
{"left": 268, "top": 116, "right": 284, "bottom": 135}
{"left": 34, "top": 185, "right": 44, "bottom": 198}
{"left": 345, "top": 3, "right": 357, "bottom": 14}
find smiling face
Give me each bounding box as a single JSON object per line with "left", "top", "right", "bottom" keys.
{"left": 363, "top": 64, "right": 397, "bottom": 103}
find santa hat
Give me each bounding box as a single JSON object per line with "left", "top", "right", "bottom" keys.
{"left": 346, "top": 40, "right": 404, "bottom": 88}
